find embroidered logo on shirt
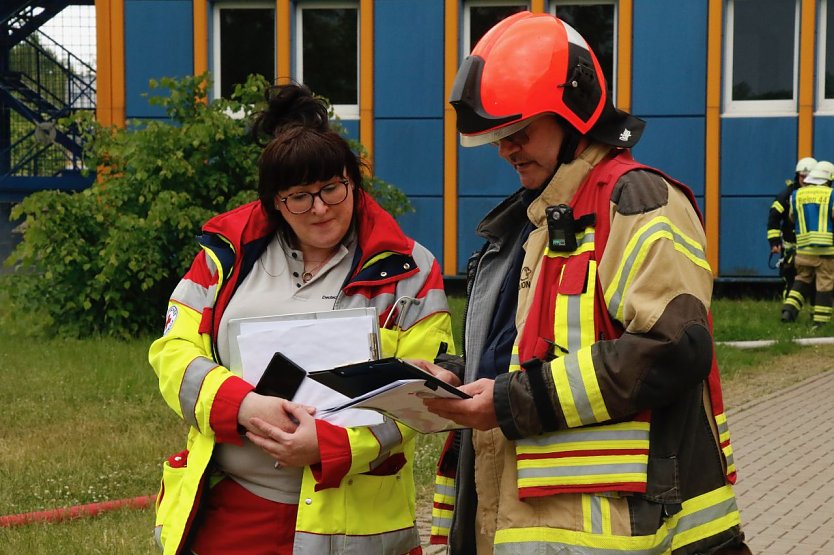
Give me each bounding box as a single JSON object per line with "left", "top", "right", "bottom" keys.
{"left": 164, "top": 305, "right": 178, "bottom": 335}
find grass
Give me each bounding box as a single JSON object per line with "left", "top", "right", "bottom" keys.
{"left": 0, "top": 286, "right": 831, "bottom": 552}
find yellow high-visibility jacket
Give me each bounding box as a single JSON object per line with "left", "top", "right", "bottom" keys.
{"left": 150, "top": 193, "right": 454, "bottom": 554}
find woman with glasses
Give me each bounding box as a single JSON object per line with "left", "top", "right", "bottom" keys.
{"left": 149, "top": 83, "right": 454, "bottom": 555}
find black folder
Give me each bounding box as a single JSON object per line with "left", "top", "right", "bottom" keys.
{"left": 307, "top": 357, "right": 470, "bottom": 400}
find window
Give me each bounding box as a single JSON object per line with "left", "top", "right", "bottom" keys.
{"left": 724, "top": 0, "right": 798, "bottom": 114}
{"left": 551, "top": 1, "right": 617, "bottom": 97}
{"left": 296, "top": 3, "right": 359, "bottom": 119}
{"left": 463, "top": 1, "right": 528, "bottom": 56}
{"left": 212, "top": 3, "right": 275, "bottom": 100}
{"left": 819, "top": 0, "right": 834, "bottom": 111}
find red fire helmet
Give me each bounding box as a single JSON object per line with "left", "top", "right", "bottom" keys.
{"left": 450, "top": 11, "right": 644, "bottom": 149}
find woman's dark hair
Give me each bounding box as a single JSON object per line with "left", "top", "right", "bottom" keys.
{"left": 250, "top": 83, "right": 367, "bottom": 238}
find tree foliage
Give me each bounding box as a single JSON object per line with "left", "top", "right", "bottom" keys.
{"left": 5, "top": 74, "right": 412, "bottom": 338}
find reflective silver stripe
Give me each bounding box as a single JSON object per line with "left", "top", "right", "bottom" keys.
{"left": 590, "top": 496, "right": 602, "bottom": 534}
{"left": 518, "top": 461, "right": 646, "bottom": 480}
{"left": 518, "top": 427, "right": 648, "bottom": 448}
{"left": 563, "top": 354, "right": 596, "bottom": 426}
{"left": 368, "top": 419, "right": 403, "bottom": 471}
{"left": 434, "top": 483, "right": 455, "bottom": 498}
{"left": 339, "top": 290, "right": 395, "bottom": 314}
{"left": 154, "top": 525, "right": 163, "bottom": 550}
{"left": 432, "top": 514, "right": 453, "bottom": 532}
{"left": 397, "top": 288, "right": 448, "bottom": 330}
{"left": 294, "top": 527, "right": 420, "bottom": 555}
{"left": 179, "top": 356, "right": 217, "bottom": 430}
{"left": 566, "top": 293, "right": 582, "bottom": 352}
{"left": 170, "top": 278, "right": 216, "bottom": 312}
{"left": 607, "top": 220, "right": 707, "bottom": 319}
{"left": 716, "top": 419, "right": 735, "bottom": 468}
{"left": 676, "top": 497, "right": 739, "bottom": 536}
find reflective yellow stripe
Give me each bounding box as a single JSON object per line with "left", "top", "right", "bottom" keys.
{"left": 549, "top": 351, "right": 611, "bottom": 427}
{"left": 493, "top": 485, "right": 740, "bottom": 554}
{"left": 715, "top": 412, "right": 736, "bottom": 476}
{"left": 544, "top": 227, "right": 595, "bottom": 258}
{"left": 432, "top": 475, "right": 455, "bottom": 506}
{"left": 431, "top": 475, "right": 455, "bottom": 539}
{"left": 516, "top": 423, "right": 650, "bottom": 491}
{"left": 771, "top": 200, "right": 785, "bottom": 213}
{"left": 509, "top": 346, "right": 521, "bottom": 372}
{"left": 582, "top": 493, "right": 613, "bottom": 535}
{"left": 517, "top": 422, "right": 650, "bottom": 454}
{"left": 767, "top": 229, "right": 781, "bottom": 240}
{"left": 605, "top": 217, "right": 710, "bottom": 322}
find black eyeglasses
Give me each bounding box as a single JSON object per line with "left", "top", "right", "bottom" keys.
{"left": 279, "top": 179, "right": 351, "bottom": 214}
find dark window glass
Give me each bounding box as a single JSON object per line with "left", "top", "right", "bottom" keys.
{"left": 219, "top": 9, "right": 275, "bottom": 98}
{"left": 555, "top": 4, "right": 615, "bottom": 92}
{"left": 732, "top": 0, "right": 795, "bottom": 101}
{"left": 826, "top": 3, "right": 834, "bottom": 98}
{"left": 302, "top": 8, "right": 358, "bottom": 105}
{"left": 469, "top": 5, "right": 526, "bottom": 51}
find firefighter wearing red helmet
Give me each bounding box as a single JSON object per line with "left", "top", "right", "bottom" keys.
{"left": 419, "top": 11, "right": 750, "bottom": 555}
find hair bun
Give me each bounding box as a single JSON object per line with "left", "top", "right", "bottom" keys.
{"left": 251, "top": 83, "right": 330, "bottom": 144}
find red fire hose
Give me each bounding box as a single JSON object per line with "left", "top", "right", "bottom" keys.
{"left": 0, "top": 495, "right": 156, "bottom": 527}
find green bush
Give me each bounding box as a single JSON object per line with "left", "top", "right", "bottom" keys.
{"left": 4, "top": 74, "right": 411, "bottom": 338}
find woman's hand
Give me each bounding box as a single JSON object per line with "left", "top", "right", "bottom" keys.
{"left": 246, "top": 404, "right": 322, "bottom": 468}
{"left": 408, "top": 359, "right": 462, "bottom": 387}
{"left": 237, "top": 392, "right": 316, "bottom": 434}
{"left": 423, "top": 378, "right": 498, "bottom": 431}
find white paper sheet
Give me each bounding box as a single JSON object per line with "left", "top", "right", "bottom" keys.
{"left": 234, "top": 312, "right": 384, "bottom": 427}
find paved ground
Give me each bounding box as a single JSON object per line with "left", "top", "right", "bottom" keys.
{"left": 729, "top": 370, "right": 834, "bottom": 554}
{"left": 417, "top": 370, "right": 834, "bottom": 554}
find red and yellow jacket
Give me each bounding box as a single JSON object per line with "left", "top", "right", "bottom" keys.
{"left": 150, "top": 191, "right": 454, "bottom": 554}
{"left": 433, "top": 145, "right": 742, "bottom": 555}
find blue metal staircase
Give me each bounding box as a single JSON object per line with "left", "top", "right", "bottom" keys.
{"left": 1, "top": 0, "right": 96, "bottom": 202}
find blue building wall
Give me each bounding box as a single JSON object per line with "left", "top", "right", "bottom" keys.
{"left": 720, "top": 117, "right": 797, "bottom": 277}
{"left": 373, "top": 0, "right": 445, "bottom": 260}
{"left": 124, "top": 0, "right": 194, "bottom": 119}
{"left": 108, "top": 0, "right": 812, "bottom": 280}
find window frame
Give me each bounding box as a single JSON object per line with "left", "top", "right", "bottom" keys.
{"left": 211, "top": 1, "right": 276, "bottom": 102}
{"left": 461, "top": 0, "right": 530, "bottom": 57}
{"left": 818, "top": 0, "right": 834, "bottom": 112}
{"left": 294, "top": 1, "right": 360, "bottom": 120}
{"left": 723, "top": 0, "right": 800, "bottom": 116}
{"left": 549, "top": 0, "right": 618, "bottom": 102}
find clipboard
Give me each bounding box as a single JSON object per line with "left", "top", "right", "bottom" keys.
{"left": 228, "top": 307, "right": 381, "bottom": 378}
{"left": 308, "top": 358, "right": 470, "bottom": 433}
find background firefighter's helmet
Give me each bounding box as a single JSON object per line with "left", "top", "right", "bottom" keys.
{"left": 803, "top": 160, "right": 834, "bottom": 185}
{"left": 449, "top": 11, "right": 645, "bottom": 149}
{"left": 795, "top": 157, "right": 817, "bottom": 174}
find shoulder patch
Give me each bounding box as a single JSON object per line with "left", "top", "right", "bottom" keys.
{"left": 164, "top": 305, "right": 178, "bottom": 335}
{"left": 611, "top": 170, "right": 669, "bottom": 215}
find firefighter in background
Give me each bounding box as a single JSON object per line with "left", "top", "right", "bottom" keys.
{"left": 768, "top": 157, "right": 816, "bottom": 298}
{"left": 414, "top": 12, "right": 748, "bottom": 555}
{"left": 781, "top": 160, "right": 834, "bottom": 326}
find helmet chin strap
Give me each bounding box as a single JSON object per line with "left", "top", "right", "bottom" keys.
{"left": 557, "top": 125, "right": 581, "bottom": 167}
{"left": 538, "top": 123, "right": 582, "bottom": 187}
